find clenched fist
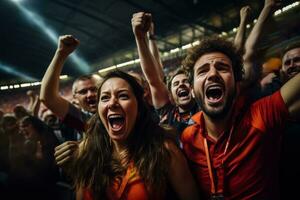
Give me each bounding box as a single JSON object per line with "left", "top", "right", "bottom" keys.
{"left": 265, "top": 0, "right": 281, "bottom": 11}
{"left": 240, "top": 6, "right": 251, "bottom": 22}
{"left": 132, "top": 12, "right": 152, "bottom": 39}
{"left": 57, "top": 35, "right": 80, "bottom": 57}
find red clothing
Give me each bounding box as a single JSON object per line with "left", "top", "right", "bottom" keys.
{"left": 83, "top": 163, "right": 163, "bottom": 200}
{"left": 181, "top": 91, "right": 289, "bottom": 199}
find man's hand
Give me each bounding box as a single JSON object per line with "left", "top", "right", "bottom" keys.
{"left": 57, "top": 35, "right": 80, "bottom": 57}
{"left": 132, "top": 12, "right": 152, "bottom": 39}
{"left": 240, "top": 6, "right": 251, "bottom": 23}
{"left": 54, "top": 141, "right": 79, "bottom": 167}
{"left": 265, "top": 0, "right": 281, "bottom": 10}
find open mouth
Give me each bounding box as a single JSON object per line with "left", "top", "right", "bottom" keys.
{"left": 205, "top": 85, "right": 224, "bottom": 103}
{"left": 108, "top": 114, "right": 125, "bottom": 131}
{"left": 177, "top": 88, "right": 189, "bottom": 98}
{"left": 87, "top": 99, "right": 97, "bottom": 106}
{"left": 287, "top": 67, "right": 299, "bottom": 77}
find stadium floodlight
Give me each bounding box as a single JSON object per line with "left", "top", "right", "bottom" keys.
{"left": 10, "top": 0, "right": 23, "bottom": 2}
{"left": 11, "top": 1, "right": 90, "bottom": 74}
{"left": 0, "top": 62, "right": 37, "bottom": 81}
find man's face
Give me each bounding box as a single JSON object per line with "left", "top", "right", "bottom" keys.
{"left": 73, "top": 79, "right": 98, "bottom": 113}
{"left": 170, "top": 73, "right": 193, "bottom": 107}
{"left": 282, "top": 48, "right": 300, "bottom": 80}
{"left": 193, "top": 52, "right": 236, "bottom": 119}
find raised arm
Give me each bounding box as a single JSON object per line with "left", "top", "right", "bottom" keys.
{"left": 234, "top": 6, "right": 250, "bottom": 52}
{"left": 165, "top": 140, "right": 199, "bottom": 200}
{"left": 26, "top": 90, "right": 40, "bottom": 117}
{"left": 31, "top": 95, "right": 40, "bottom": 117}
{"left": 40, "top": 35, "right": 79, "bottom": 118}
{"left": 148, "top": 22, "right": 165, "bottom": 81}
{"left": 27, "top": 90, "right": 35, "bottom": 112}
{"left": 132, "top": 12, "right": 170, "bottom": 109}
{"left": 242, "top": 0, "right": 279, "bottom": 88}
{"left": 280, "top": 73, "right": 300, "bottom": 119}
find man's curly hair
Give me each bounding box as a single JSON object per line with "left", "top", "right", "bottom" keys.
{"left": 182, "top": 37, "right": 244, "bottom": 82}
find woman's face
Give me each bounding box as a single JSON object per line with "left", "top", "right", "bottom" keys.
{"left": 98, "top": 77, "right": 138, "bottom": 143}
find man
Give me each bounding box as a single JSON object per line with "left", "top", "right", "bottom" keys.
{"left": 264, "top": 43, "right": 300, "bottom": 93}
{"left": 181, "top": 37, "right": 300, "bottom": 199}
{"left": 132, "top": 13, "right": 197, "bottom": 134}
{"left": 281, "top": 43, "right": 300, "bottom": 80}
{"left": 40, "top": 35, "right": 101, "bottom": 132}
{"left": 160, "top": 69, "right": 198, "bottom": 132}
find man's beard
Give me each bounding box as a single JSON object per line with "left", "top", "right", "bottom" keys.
{"left": 195, "top": 87, "right": 237, "bottom": 120}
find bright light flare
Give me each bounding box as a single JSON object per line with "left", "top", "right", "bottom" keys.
{"left": 0, "top": 62, "right": 37, "bottom": 81}
{"left": 12, "top": 2, "right": 90, "bottom": 74}
{"left": 10, "top": 0, "right": 23, "bottom": 3}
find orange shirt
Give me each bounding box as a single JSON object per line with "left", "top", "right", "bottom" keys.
{"left": 83, "top": 163, "right": 163, "bottom": 200}
{"left": 181, "top": 91, "right": 289, "bottom": 199}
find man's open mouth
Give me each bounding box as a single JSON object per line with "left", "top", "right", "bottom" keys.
{"left": 87, "top": 99, "right": 97, "bottom": 106}
{"left": 177, "top": 88, "right": 189, "bottom": 98}
{"left": 205, "top": 85, "right": 224, "bottom": 103}
{"left": 287, "top": 67, "right": 299, "bottom": 77}
{"left": 108, "top": 114, "right": 125, "bottom": 131}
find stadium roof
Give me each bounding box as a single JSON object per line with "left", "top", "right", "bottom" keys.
{"left": 1, "top": 0, "right": 299, "bottom": 86}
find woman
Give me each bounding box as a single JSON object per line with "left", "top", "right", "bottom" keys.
{"left": 69, "top": 71, "right": 198, "bottom": 200}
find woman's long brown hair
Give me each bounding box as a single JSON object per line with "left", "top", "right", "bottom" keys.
{"left": 70, "top": 71, "right": 171, "bottom": 199}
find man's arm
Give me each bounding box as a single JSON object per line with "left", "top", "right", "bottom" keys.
{"left": 242, "top": 0, "right": 279, "bottom": 89}
{"left": 31, "top": 95, "right": 40, "bottom": 117}
{"left": 26, "top": 90, "right": 40, "bottom": 117}
{"left": 280, "top": 73, "right": 300, "bottom": 119}
{"left": 148, "top": 22, "right": 165, "bottom": 81}
{"left": 234, "top": 6, "right": 250, "bottom": 53}
{"left": 40, "top": 35, "right": 79, "bottom": 118}
{"left": 132, "top": 12, "right": 170, "bottom": 109}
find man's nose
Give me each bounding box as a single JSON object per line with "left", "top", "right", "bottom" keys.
{"left": 207, "top": 67, "right": 221, "bottom": 81}
{"left": 87, "top": 89, "right": 96, "bottom": 97}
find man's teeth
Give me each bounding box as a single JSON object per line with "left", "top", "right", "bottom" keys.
{"left": 208, "top": 86, "right": 222, "bottom": 90}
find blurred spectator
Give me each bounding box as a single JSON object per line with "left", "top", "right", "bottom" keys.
{"left": 5, "top": 115, "right": 60, "bottom": 200}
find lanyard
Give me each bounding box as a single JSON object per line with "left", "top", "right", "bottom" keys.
{"left": 203, "top": 125, "right": 234, "bottom": 195}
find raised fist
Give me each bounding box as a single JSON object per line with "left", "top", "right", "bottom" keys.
{"left": 265, "top": 0, "right": 281, "bottom": 10}
{"left": 240, "top": 6, "right": 251, "bottom": 21}
{"left": 132, "top": 12, "right": 152, "bottom": 38}
{"left": 57, "top": 35, "right": 80, "bottom": 56}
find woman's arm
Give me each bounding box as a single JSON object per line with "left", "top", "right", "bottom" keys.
{"left": 165, "top": 140, "right": 199, "bottom": 200}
